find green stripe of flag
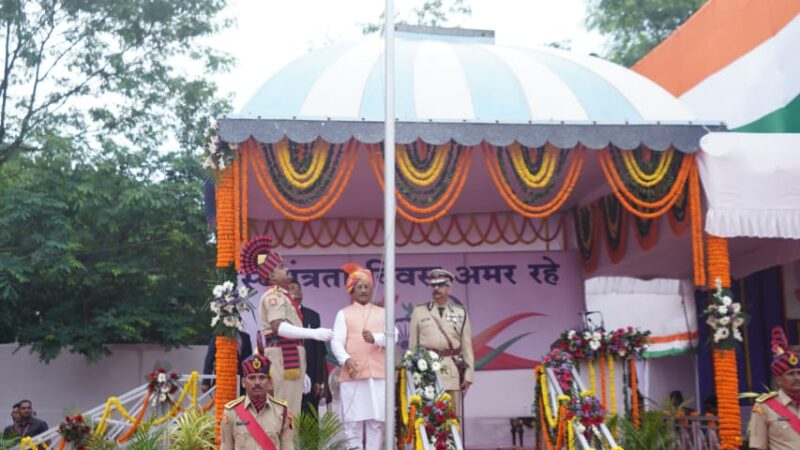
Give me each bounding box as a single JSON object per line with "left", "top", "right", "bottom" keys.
{"left": 643, "top": 347, "right": 694, "bottom": 359}
{"left": 735, "top": 92, "right": 800, "bottom": 133}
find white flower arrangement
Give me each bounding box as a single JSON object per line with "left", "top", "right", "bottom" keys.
{"left": 704, "top": 278, "right": 747, "bottom": 349}
{"left": 210, "top": 280, "right": 255, "bottom": 338}
{"left": 201, "top": 120, "right": 238, "bottom": 172}
{"left": 402, "top": 348, "right": 445, "bottom": 398}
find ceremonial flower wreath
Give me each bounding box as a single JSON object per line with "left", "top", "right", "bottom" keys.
{"left": 201, "top": 120, "right": 236, "bottom": 172}
{"left": 542, "top": 349, "right": 575, "bottom": 392}
{"left": 402, "top": 349, "right": 459, "bottom": 450}
{"left": 147, "top": 367, "right": 180, "bottom": 408}
{"left": 210, "top": 281, "right": 254, "bottom": 338}
{"left": 58, "top": 414, "right": 91, "bottom": 450}
{"left": 402, "top": 349, "right": 445, "bottom": 400}
{"left": 551, "top": 327, "right": 650, "bottom": 361}
{"left": 565, "top": 391, "right": 606, "bottom": 437}
{"left": 703, "top": 278, "right": 747, "bottom": 348}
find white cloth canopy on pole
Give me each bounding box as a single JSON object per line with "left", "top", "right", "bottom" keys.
{"left": 698, "top": 132, "right": 800, "bottom": 239}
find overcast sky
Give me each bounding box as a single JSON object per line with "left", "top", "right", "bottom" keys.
{"left": 208, "top": 0, "right": 605, "bottom": 111}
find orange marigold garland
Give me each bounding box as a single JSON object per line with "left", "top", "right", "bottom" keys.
{"left": 116, "top": 390, "right": 151, "bottom": 443}
{"left": 484, "top": 143, "right": 585, "bottom": 218}
{"left": 214, "top": 335, "right": 237, "bottom": 446}
{"left": 209, "top": 280, "right": 255, "bottom": 447}
{"left": 215, "top": 168, "right": 235, "bottom": 268}
{"left": 248, "top": 139, "right": 357, "bottom": 222}
{"left": 706, "top": 231, "right": 740, "bottom": 449}
{"left": 597, "top": 147, "right": 692, "bottom": 219}
{"left": 706, "top": 234, "right": 730, "bottom": 289}
{"left": 629, "top": 358, "right": 639, "bottom": 428}
{"left": 689, "top": 161, "right": 706, "bottom": 286}
{"left": 367, "top": 142, "right": 473, "bottom": 223}
{"left": 712, "top": 349, "right": 741, "bottom": 450}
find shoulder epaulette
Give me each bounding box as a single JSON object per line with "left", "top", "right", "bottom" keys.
{"left": 452, "top": 303, "right": 466, "bottom": 311}
{"left": 224, "top": 396, "right": 245, "bottom": 409}
{"left": 755, "top": 392, "right": 778, "bottom": 403}
{"left": 269, "top": 396, "right": 289, "bottom": 407}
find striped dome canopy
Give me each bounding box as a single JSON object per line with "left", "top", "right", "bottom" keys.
{"left": 219, "top": 26, "right": 720, "bottom": 151}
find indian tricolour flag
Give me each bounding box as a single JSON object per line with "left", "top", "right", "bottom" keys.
{"left": 634, "top": 0, "right": 800, "bottom": 133}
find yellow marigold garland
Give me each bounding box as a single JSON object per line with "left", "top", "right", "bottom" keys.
{"left": 397, "top": 143, "right": 449, "bottom": 187}
{"left": 620, "top": 149, "right": 673, "bottom": 187}
{"left": 94, "top": 372, "right": 199, "bottom": 437}
{"left": 414, "top": 417, "right": 426, "bottom": 450}
{"left": 368, "top": 143, "right": 473, "bottom": 223}
{"left": 596, "top": 149, "right": 692, "bottom": 219}
{"left": 588, "top": 359, "right": 596, "bottom": 398}
{"left": 509, "top": 143, "right": 558, "bottom": 188}
{"left": 567, "top": 419, "right": 576, "bottom": 450}
{"left": 248, "top": 139, "right": 358, "bottom": 221}
{"left": 540, "top": 369, "right": 558, "bottom": 428}
{"left": 484, "top": 144, "right": 585, "bottom": 218}
{"left": 275, "top": 140, "right": 328, "bottom": 189}
{"left": 608, "top": 354, "right": 616, "bottom": 419}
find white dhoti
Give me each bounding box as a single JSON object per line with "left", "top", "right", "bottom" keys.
{"left": 331, "top": 306, "right": 397, "bottom": 450}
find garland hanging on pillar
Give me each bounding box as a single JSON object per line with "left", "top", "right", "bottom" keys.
{"left": 215, "top": 167, "right": 235, "bottom": 268}
{"left": 599, "top": 195, "right": 628, "bottom": 263}
{"left": 705, "top": 234, "right": 741, "bottom": 450}
{"left": 573, "top": 204, "right": 599, "bottom": 273}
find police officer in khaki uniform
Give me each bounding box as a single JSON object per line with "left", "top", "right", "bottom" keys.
{"left": 408, "top": 268, "right": 474, "bottom": 416}
{"left": 748, "top": 327, "right": 800, "bottom": 450}
{"left": 240, "top": 235, "right": 333, "bottom": 417}
{"left": 221, "top": 354, "right": 293, "bottom": 450}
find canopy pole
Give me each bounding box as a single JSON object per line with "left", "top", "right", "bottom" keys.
{"left": 383, "top": 1, "right": 396, "bottom": 449}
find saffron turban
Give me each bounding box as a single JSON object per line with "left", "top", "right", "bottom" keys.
{"left": 341, "top": 263, "right": 373, "bottom": 293}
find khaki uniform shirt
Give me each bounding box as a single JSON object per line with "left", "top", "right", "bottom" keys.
{"left": 408, "top": 302, "right": 474, "bottom": 391}
{"left": 259, "top": 286, "right": 306, "bottom": 416}
{"left": 748, "top": 390, "right": 800, "bottom": 450}
{"left": 220, "top": 395, "right": 293, "bottom": 450}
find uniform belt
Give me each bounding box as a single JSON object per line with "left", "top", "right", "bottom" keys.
{"left": 435, "top": 348, "right": 461, "bottom": 357}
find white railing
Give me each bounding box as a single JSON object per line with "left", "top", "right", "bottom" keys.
{"left": 543, "top": 367, "right": 622, "bottom": 450}
{"left": 14, "top": 374, "right": 216, "bottom": 449}
{"left": 403, "top": 368, "right": 463, "bottom": 450}
{"left": 670, "top": 414, "right": 720, "bottom": 450}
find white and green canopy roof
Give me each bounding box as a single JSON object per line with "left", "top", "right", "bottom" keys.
{"left": 219, "top": 26, "right": 719, "bottom": 151}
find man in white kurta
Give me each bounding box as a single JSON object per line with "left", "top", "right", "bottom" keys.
{"left": 331, "top": 263, "right": 397, "bottom": 450}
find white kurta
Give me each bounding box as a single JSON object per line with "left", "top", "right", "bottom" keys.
{"left": 331, "top": 308, "right": 397, "bottom": 422}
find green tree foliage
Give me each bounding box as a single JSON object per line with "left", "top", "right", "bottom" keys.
{"left": 0, "top": 142, "right": 217, "bottom": 362}
{"left": 585, "top": 0, "right": 707, "bottom": 67}
{"left": 0, "top": 0, "right": 232, "bottom": 165}
{"left": 362, "top": 0, "right": 471, "bottom": 34}
{"left": 0, "top": 0, "right": 233, "bottom": 362}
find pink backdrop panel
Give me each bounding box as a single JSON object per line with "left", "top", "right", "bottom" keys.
{"left": 239, "top": 251, "right": 584, "bottom": 370}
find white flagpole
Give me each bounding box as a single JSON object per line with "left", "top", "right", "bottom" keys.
{"left": 383, "top": 0, "right": 396, "bottom": 448}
